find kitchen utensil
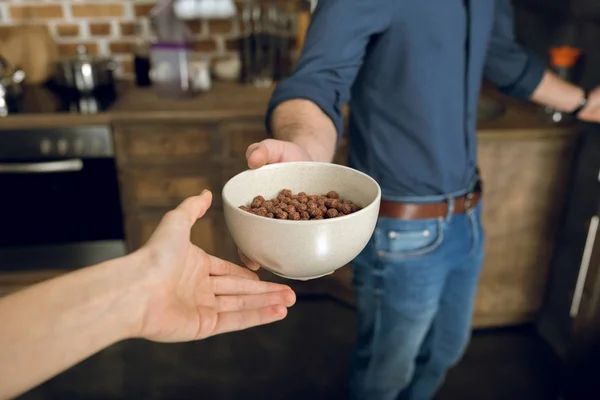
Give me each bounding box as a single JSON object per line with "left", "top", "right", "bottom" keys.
{"left": 222, "top": 162, "right": 381, "bottom": 280}
{"left": 150, "top": 0, "right": 192, "bottom": 43}
{"left": 133, "top": 21, "right": 152, "bottom": 87}
{"left": 53, "top": 45, "right": 117, "bottom": 93}
{"left": 0, "top": 56, "right": 26, "bottom": 117}
{"left": 295, "top": 0, "right": 312, "bottom": 54}
{"left": 189, "top": 59, "right": 211, "bottom": 91}
{"left": 149, "top": 42, "right": 194, "bottom": 98}
{"left": 212, "top": 56, "right": 241, "bottom": 81}
{"left": 0, "top": 25, "right": 58, "bottom": 84}
{"left": 174, "top": 0, "right": 236, "bottom": 19}
{"left": 239, "top": 0, "right": 255, "bottom": 83}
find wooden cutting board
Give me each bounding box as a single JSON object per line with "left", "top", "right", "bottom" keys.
{"left": 0, "top": 25, "right": 59, "bottom": 84}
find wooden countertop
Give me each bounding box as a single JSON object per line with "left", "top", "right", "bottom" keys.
{"left": 0, "top": 81, "right": 579, "bottom": 136}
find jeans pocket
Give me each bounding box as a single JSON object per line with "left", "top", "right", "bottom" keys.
{"left": 374, "top": 217, "right": 445, "bottom": 261}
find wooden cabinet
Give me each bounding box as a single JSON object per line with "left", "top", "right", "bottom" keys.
{"left": 111, "top": 108, "right": 579, "bottom": 329}
{"left": 122, "top": 167, "right": 217, "bottom": 208}
{"left": 113, "top": 118, "right": 267, "bottom": 263}
{"left": 114, "top": 122, "right": 218, "bottom": 165}
{"left": 126, "top": 209, "right": 221, "bottom": 257}
{"left": 473, "top": 130, "right": 578, "bottom": 327}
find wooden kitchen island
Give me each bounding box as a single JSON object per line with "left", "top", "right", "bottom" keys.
{"left": 0, "top": 82, "right": 580, "bottom": 328}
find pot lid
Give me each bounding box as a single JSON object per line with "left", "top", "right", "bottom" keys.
{"left": 60, "top": 45, "right": 112, "bottom": 63}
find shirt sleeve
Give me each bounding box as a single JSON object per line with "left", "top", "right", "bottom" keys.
{"left": 483, "top": 0, "right": 546, "bottom": 99}
{"left": 265, "top": 0, "right": 394, "bottom": 142}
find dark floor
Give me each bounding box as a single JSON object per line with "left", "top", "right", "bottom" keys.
{"left": 18, "top": 297, "right": 561, "bottom": 400}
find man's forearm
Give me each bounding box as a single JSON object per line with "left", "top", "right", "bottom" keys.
{"left": 0, "top": 255, "right": 143, "bottom": 399}
{"left": 270, "top": 99, "right": 338, "bottom": 163}
{"left": 530, "top": 70, "right": 585, "bottom": 113}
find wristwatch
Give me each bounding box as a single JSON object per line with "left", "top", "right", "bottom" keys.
{"left": 570, "top": 90, "right": 589, "bottom": 117}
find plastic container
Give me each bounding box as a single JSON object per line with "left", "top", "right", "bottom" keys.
{"left": 149, "top": 42, "right": 193, "bottom": 99}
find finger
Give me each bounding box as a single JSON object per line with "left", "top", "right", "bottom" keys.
{"left": 246, "top": 139, "right": 286, "bottom": 169}
{"left": 238, "top": 249, "right": 261, "bottom": 271}
{"left": 208, "top": 254, "right": 259, "bottom": 281}
{"left": 211, "top": 276, "right": 292, "bottom": 295}
{"left": 176, "top": 190, "right": 213, "bottom": 226}
{"left": 212, "top": 305, "right": 288, "bottom": 336}
{"left": 215, "top": 290, "right": 296, "bottom": 312}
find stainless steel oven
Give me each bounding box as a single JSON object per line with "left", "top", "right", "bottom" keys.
{"left": 0, "top": 125, "right": 126, "bottom": 271}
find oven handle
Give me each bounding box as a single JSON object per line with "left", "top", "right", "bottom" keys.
{"left": 570, "top": 215, "right": 600, "bottom": 318}
{"left": 0, "top": 159, "right": 83, "bottom": 174}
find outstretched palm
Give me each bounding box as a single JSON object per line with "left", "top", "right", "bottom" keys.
{"left": 135, "top": 190, "right": 296, "bottom": 342}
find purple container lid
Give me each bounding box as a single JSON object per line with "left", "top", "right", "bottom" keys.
{"left": 151, "top": 42, "right": 192, "bottom": 50}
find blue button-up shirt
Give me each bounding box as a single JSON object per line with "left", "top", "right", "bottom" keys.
{"left": 266, "top": 0, "right": 545, "bottom": 199}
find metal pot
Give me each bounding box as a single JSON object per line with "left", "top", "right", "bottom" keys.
{"left": 54, "top": 45, "right": 117, "bottom": 93}
{"left": 0, "top": 55, "right": 26, "bottom": 117}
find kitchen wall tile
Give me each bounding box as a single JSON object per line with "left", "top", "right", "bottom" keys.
{"left": 192, "top": 39, "right": 218, "bottom": 53}
{"left": 208, "top": 19, "right": 235, "bottom": 35}
{"left": 10, "top": 5, "right": 63, "bottom": 20}
{"left": 89, "top": 22, "right": 112, "bottom": 36}
{"left": 120, "top": 21, "right": 136, "bottom": 36}
{"left": 55, "top": 23, "right": 80, "bottom": 38}
{"left": 71, "top": 3, "right": 124, "bottom": 18}
{"left": 58, "top": 42, "right": 99, "bottom": 56}
{"left": 109, "top": 40, "right": 135, "bottom": 54}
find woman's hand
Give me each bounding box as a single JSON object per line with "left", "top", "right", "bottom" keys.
{"left": 133, "top": 190, "right": 296, "bottom": 342}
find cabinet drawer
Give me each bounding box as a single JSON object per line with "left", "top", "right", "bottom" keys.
{"left": 123, "top": 168, "right": 217, "bottom": 208}
{"left": 127, "top": 211, "right": 218, "bottom": 256}
{"left": 221, "top": 120, "right": 267, "bottom": 158}
{"left": 114, "top": 123, "right": 217, "bottom": 164}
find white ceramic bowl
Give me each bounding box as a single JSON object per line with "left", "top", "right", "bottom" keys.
{"left": 222, "top": 162, "right": 381, "bottom": 280}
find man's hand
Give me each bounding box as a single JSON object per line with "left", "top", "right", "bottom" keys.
{"left": 135, "top": 190, "right": 296, "bottom": 342}
{"left": 246, "top": 138, "right": 313, "bottom": 169}
{"left": 241, "top": 139, "right": 314, "bottom": 271}
{"left": 578, "top": 87, "right": 600, "bottom": 123}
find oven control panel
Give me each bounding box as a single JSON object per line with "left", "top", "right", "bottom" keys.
{"left": 0, "top": 125, "right": 114, "bottom": 159}
{"left": 38, "top": 136, "right": 109, "bottom": 157}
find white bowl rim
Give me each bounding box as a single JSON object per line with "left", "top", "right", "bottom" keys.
{"left": 221, "top": 161, "right": 382, "bottom": 226}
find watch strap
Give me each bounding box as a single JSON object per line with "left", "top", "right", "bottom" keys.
{"left": 570, "top": 90, "right": 589, "bottom": 117}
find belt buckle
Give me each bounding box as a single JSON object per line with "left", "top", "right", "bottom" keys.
{"left": 464, "top": 191, "right": 475, "bottom": 212}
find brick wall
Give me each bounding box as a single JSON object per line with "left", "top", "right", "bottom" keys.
{"left": 0, "top": 0, "right": 266, "bottom": 79}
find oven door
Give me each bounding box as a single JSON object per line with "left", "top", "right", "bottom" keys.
{"left": 0, "top": 156, "right": 126, "bottom": 271}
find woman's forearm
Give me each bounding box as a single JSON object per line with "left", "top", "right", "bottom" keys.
{"left": 270, "top": 99, "right": 338, "bottom": 163}
{"left": 0, "top": 254, "right": 143, "bottom": 400}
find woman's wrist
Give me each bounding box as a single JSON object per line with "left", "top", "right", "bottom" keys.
{"left": 93, "top": 251, "right": 152, "bottom": 341}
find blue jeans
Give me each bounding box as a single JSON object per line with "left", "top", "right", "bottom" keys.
{"left": 348, "top": 197, "right": 485, "bottom": 400}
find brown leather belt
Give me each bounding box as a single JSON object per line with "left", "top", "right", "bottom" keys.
{"left": 380, "top": 187, "right": 482, "bottom": 220}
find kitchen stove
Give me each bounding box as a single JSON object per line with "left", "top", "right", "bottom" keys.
{"left": 0, "top": 80, "right": 126, "bottom": 273}
{"left": 1, "top": 80, "right": 120, "bottom": 116}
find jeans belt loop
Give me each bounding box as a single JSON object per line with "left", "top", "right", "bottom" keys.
{"left": 465, "top": 191, "right": 475, "bottom": 213}
{"left": 444, "top": 196, "right": 455, "bottom": 222}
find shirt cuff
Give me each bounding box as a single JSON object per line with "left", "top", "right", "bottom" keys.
{"left": 264, "top": 78, "right": 345, "bottom": 145}
{"left": 496, "top": 50, "right": 546, "bottom": 99}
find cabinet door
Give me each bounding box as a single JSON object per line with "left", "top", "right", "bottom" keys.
{"left": 562, "top": 203, "right": 600, "bottom": 400}
{"left": 113, "top": 122, "right": 219, "bottom": 166}
{"left": 124, "top": 209, "right": 225, "bottom": 258}
{"left": 537, "top": 125, "right": 600, "bottom": 360}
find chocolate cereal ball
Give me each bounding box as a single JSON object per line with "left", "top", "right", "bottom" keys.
{"left": 240, "top": 189, "right": 361, "bottom": 221}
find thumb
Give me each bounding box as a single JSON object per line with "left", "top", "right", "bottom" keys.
{"left": 145, "top": 191, "right": 213, "bottom": 248}
{"left": 246, "top": 139, "right": 287, "bottom": 169}
{"left": 176, "top": 190, "right": 213, "bottom": 225}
